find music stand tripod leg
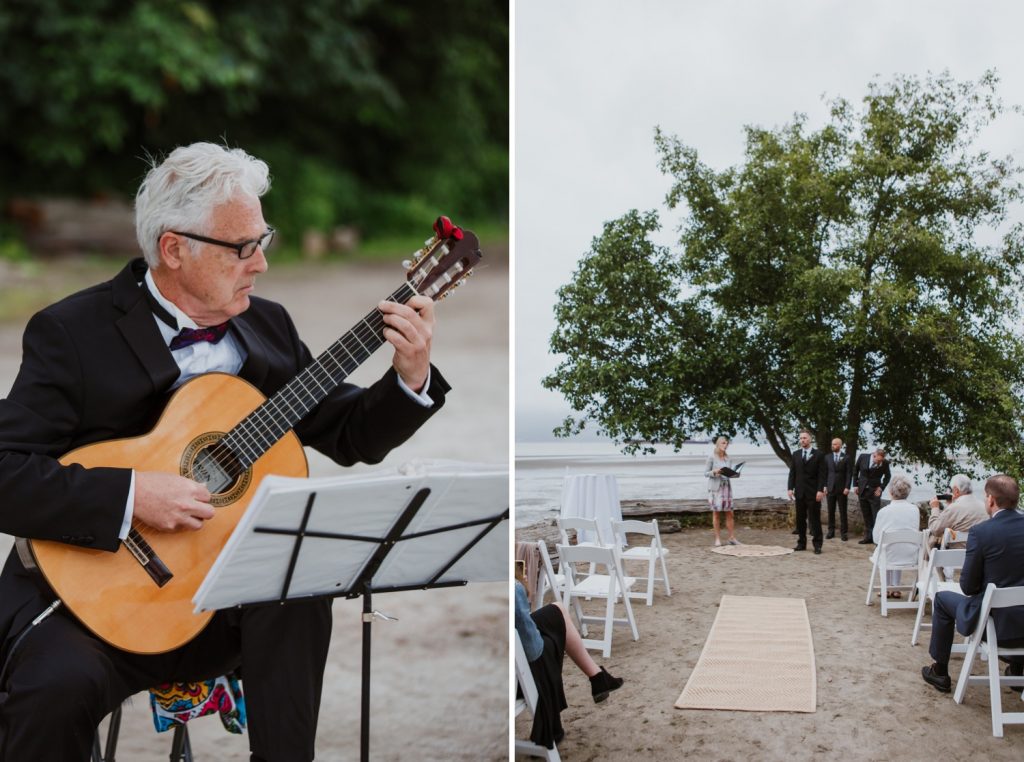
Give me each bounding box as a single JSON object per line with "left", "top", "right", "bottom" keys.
{"left": 361, "top": 584, "right": 372, "bottom": 762}
{"left": 355, "top": 487, "right": 430, "bottom": 761}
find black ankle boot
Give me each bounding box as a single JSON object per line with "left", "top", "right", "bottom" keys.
{"left": 590, "top": 666, "right": 624, "bottom": 703}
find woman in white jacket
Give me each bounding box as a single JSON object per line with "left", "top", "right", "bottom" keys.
{"left": 704, "top": 435, "right": 739, "bottom": 547}
{"left": 871, "top": 473, "right": 921, "bottom": 597}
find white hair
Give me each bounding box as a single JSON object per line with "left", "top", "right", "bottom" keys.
{"left": 134, "top": 143, "right": 271, "bottom": 267}
{"left": 950, "top": 474, "right": 973, "bottom": 494}
{"left": 889, "top": 474, "right": 912, "bottom": 500}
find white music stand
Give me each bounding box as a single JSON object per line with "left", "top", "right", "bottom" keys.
{"left": 193, "top": 460, "right": 508, "bottom": 762}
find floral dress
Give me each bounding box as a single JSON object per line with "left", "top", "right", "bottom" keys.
{"left": 704, "top": 454, "right": 734, "bottom": 511}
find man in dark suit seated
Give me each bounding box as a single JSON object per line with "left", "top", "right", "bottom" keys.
{"left": 787, "top": 430, "right": 827, "bottom": 554}
{"left": 852, "top": 446, "right": 891, "bottom": 545}
{"left": 0, "top": 143, "right": 450, "bottom": 760}
{"left": 921, "top": 474, "right": 1024, "bottom": 692}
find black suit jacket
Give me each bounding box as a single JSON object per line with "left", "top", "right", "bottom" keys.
{"left": 0, "top": 258, "right": 449, "bottom": 652}
{"left": 853, "top": 453, "right": 891, "bottom": 493}
{"left": 787, "top": 448, "right": 826, "bottom": 499}
{"left": 956, "top": 509, "right": 1024, "bottom": 640}
{"left": 825, "top": 452, "right": 851, "bottom": 493}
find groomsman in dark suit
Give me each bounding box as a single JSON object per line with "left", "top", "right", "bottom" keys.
{"left": 853, "top": 446, "right": 892, "bottom": 544}
{"left": 824, "top": 437, "right": 851, "bottom": 541}
{"left": 787, "top": 430, "right": 827, "bottom": 554}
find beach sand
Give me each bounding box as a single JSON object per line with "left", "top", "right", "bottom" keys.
{"left": 515, "top": 523, "right": 1024, "bottom": 761}
{"left": 0, "top": 253, "right": 509, "bottom": 760}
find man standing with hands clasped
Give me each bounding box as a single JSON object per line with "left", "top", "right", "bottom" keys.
{"left": 788, "top": 430, "right": 827, "bottom": 554}
{"left": 853, "top": 446, "right": 892, "bottom": 545}
{"left": 824, "top": 437, "right": 852, "bottom": 541}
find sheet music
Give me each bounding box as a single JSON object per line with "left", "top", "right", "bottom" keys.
{"left": 194, "top": 461, "right": 508, "bottom": 612}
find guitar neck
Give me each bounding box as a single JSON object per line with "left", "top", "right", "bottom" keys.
{"left": 222, "top": 281, "right": 418, "bottom": 467}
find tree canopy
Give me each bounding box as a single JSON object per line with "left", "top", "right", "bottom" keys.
{"left": 0, "top": 0, "right": 508, "bottom": 239}
{"left": 546, "top": 71, "right": 1024, "bottom": 480}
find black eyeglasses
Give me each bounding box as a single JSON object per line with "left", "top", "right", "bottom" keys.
{"left": 168, "top": 227, "right": 275, "bottom": 260}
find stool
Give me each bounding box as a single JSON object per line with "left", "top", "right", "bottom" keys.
{"left": 92, "top": 706, "right": 192, "bottom": 762}
{"left": 92, "top": 674, "right": 244, "bottom": 761}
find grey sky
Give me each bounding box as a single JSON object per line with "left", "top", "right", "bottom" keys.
{"left": 515, "top": 0, "right": 1024, "bottom": 441}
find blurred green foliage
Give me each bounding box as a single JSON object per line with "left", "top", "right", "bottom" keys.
{"left": 0, "top": 0, "right": 508, "bottom": 245}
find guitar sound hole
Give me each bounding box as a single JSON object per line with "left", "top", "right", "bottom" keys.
{"left": 192, "top": 445, "right": 243, "bottom": 495}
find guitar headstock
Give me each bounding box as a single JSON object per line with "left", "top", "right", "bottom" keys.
{"left": 405, "top": 216, "right": 483, "bottom": 301}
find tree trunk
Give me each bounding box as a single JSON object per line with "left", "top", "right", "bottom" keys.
{"left": 755, "top": 410, "right": 793, "bottom": 467}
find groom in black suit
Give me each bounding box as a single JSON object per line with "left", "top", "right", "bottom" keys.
{"left": 787, "top": 430, "right": 827, "bottom": 554}
{"left": 0, "top": 143, "right": 450, "bottom": 761}
{"left": 922, "top": 474, "right": 1024, "bottom": 692}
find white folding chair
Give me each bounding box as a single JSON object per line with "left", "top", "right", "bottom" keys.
{"left": 611, "top": 519, "right": 671, "bottom": 606}
{"left": 557, "top": 516, "right": 609, "bottom": 547}
{"left": 514, "top": 632, "right": 561, "bottom": 761}
{"left": 953, "top": 584, "right": 1024, "bottom": 737}
{"left": 557, "top": 516, "right": 612, "bottom": 587}
{"left": 557, "top": 543, "right": 639, "bottom": 657}
{"left": 939, "top": 528, "right": 971, "bottom": 579}
{"left": 911, "top": 548, "right": 966, "bottom": 646}
{"left": 535, "top": 541, "right": 566, "bottom": 608}
{"left": 940, "top": 527, "right": 970, "bottom": 549}
{"left": 865, "top": 528, "right": 922, "bottom": 615}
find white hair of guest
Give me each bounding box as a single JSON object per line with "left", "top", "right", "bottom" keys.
{"left": 950, "top": 474, "right": 973, "bottom": 494}
{"left": 135, "top": 142, "right": 271, "bottom": 267}
{"left": 889, "top": 474, "right": 912, "bottom": 500}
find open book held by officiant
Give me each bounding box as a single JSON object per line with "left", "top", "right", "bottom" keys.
{"left": 719, "top": 462, "right": 745, "bottom": 478}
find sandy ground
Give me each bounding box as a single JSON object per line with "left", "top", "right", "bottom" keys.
{"left": 0, "top": 252, "right": 509, "bottom": 760}
{"left": 515, "top": 524, "right": 1024, "bottom": 761}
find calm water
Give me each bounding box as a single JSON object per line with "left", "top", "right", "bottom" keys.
{"left": 514, "top": 440, "right": 966, "bottom": 528}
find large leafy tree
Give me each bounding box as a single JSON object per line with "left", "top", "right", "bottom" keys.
{"left": 546, "top": 72, "right": 1024, "bottom": 479}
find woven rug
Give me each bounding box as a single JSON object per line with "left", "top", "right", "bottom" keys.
{"left": 711, "top": 544, "right": 793, "bottom": 557}
{"left": 674, "top": 595, "right": 816, "bottom": 712}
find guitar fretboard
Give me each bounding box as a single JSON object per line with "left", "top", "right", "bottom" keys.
{"left": 221, "top": 282, "right": 418, "bottom": 468}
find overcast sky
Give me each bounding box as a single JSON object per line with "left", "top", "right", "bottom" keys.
{"left": 514, "top": 0, "right": 1024, "bottom": 442}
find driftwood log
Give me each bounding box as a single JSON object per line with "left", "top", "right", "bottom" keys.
{"left": 516, "top": 497, "right": 933, "bottom": 554}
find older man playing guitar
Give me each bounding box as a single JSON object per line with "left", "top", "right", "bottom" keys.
{"left": 0, "top": 143, "right": 475, "bottom": 761}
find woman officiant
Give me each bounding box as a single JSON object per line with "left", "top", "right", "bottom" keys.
{"left": 704, "top": 435, "right": 740, "bottom": 547}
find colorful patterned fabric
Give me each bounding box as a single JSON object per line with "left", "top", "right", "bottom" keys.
{"left": 149, "top": 675, "right": 246, "bottom": 734}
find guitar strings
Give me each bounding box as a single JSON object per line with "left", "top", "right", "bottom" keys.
{"left": 199, "top": 281, "right": 417, "bottom": 484}
{"left": 212, "top": 283, "right": 412, "bottom": 472}
{"left": 129, "top": 236, "right": 473, "bottom": 548}
{"left": 130, "top": 284, "right": 414, "bottom": 545}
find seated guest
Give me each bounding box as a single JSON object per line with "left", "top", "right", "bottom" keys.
{"left": 870, "top": 474, "right": 921, "bottom": 598}
{"left": 514, "top": 578, "right": 623, "bottom": 748}
{"left": 927, "top": 474, "right": 987, "bottom": 550}
{"left": 922, "top": 474, "right": 1024, "bottom": 692}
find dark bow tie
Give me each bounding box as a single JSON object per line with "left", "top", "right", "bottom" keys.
{"left": 170, "top": 323, "right": 229, "bottom": 351}
{"left": 141, "top": 280, "right": 229, "bottom": 351}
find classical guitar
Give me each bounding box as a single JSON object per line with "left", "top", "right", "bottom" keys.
{"left": 18, "top": 217, "right": 482, "bottom": 654}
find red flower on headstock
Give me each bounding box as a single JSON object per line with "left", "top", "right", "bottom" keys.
{"left": 433, "top": 215, "right": 464, "bottom": 241}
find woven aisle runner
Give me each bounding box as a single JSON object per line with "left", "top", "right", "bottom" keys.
{"left": 711, "top": 544, "right": 793, "bottom": 558}
{"left": 674, "top": 595, "right": 816, "bottom": 712}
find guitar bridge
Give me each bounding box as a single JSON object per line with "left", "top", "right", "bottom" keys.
{"left": 123, "top": 529, "right": 173, "bottom": 587}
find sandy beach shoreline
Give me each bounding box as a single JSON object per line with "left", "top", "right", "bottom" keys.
{"left": 515, "top": 522, "right": 1024, "bottom": 761}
